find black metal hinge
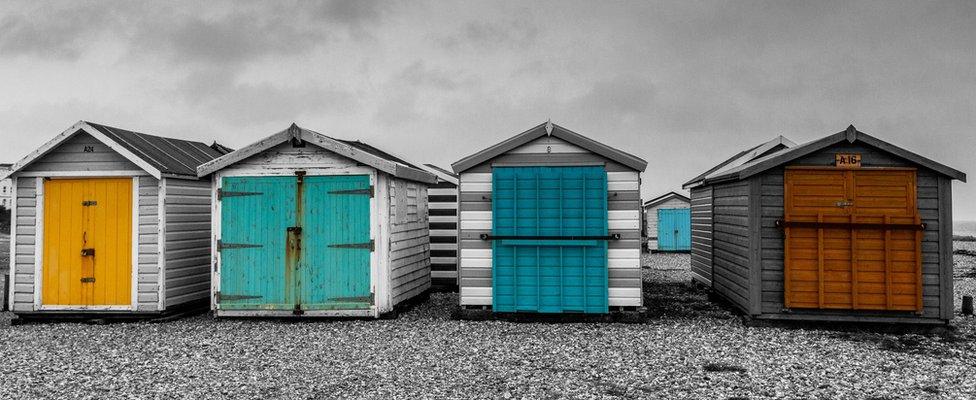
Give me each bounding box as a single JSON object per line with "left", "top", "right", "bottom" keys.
{"left": 217, "top": 240, "right": 263, "bottom": 251}
{"left": 217, "top": 189, "right": 263, "bottom": 200}
{"left": 80, "top": 277, "right": 95, "bottom": 283}
{"left": 215, "top": 292, "right": 263, "bottom": 302}
{"left": 329, "top": 186, "right": 374, "bottom": 197}
{"left": 329, "top": 240, "right": 375, "bottom": 251}
{"left": 81, "top": 200, "right": 97, "bottom": 206}
{"left": 480, "top": 234, "right": 621, "bottom": 241}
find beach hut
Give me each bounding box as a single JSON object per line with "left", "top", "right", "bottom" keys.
{"left": 4, "top": 121, "right": 228, "bottom": 318}
{"left": 683, "top": 126, "right": 965, "bottom": 324}
{"left": 452, "top": 121, "right": 648, "bottom": 314}
{"left": 421, "top": 164, "right": 459, "bottom": 289}
{"left": 196, "top": 124, "right": 437, "bottom": 318}
{"left": 642, "top": 191, "right": 691, "bottom": 252}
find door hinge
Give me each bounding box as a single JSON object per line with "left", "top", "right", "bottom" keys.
{"left": 329, "top": 186, "right": 374, "bottom": 197}
{"left": 217, "top": 240, "right": 263, "bottom": 251}
{"left": 81, "top": 200, "right": 97, "bottom": 206}
{"left": 80, "top": 277, "right": 95, "bottom": 283}
{"left": 328, "top": 240, "right": 375, "bottom": 251}
{"left": 217, "top": 189, "right": 263, "bottom": 200}
{"left": 215, "top": 292, "right": 262, "bottom": 302}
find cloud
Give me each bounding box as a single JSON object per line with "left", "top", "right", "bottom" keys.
{"left": 174, "top": 68, "right": 357, "bottom": 126}
{"left": 0, "top": 3, "right": 127, "bottom": 60}
{"left": 439, "top": 18, "right": 539, "bottom": 51}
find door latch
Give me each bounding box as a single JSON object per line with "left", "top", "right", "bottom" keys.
{"left": 81, "top": 248, "right": 95, "bottom": 256}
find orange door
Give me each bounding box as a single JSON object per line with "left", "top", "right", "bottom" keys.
{"left": 42, "top": 178, "right": 132, "bottom": 306}
{"left": 783, "top": 169, "right": 921, "bottom": 311}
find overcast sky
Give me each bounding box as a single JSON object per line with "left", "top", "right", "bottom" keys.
{"left": 1, "top": 1, "right": 973, "bottom": 219}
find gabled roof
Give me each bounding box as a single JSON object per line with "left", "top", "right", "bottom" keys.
{"left": 451, "top": 120, "right": 648, "bottom": 173}
{"left": 683, "top": 135, "right": 794, "bottom": 189}
{"left": 5, "top": 121, "right": 230, "bottom": 180}
{"left": 422, "top": 164, "right": 459, "bottom": 186}
{"left": 643, "top": 191, "right": 690, "bottom": 208}
{"left": 694, "top": 125, "right": 966, "bottom": 186}
{"left": 197, "top": 123, "right": 437, "bottom": 184}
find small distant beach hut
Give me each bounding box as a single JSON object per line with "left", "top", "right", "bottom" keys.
{"left": 4, "top": 121, "right": 228, "bottom": 318}
{"left": 452, "top": 121, "right": 647, "bottom": 314}
{"left": 197, "top": 124, "right": 437, "bottom": 317}
{"left": 642, "top": 191, "right": 691, "bottom": 252}
{"left": 683, "top": 126, "right": 965, "bottom": 324}
{"left": 421, "top": 164, "right": 460, "bottom": 289}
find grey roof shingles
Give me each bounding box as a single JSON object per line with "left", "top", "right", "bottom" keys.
{"left": 85, "top": 121, "right": 230, "bottom": 177}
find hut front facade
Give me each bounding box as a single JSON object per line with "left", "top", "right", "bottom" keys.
{"left": 5, "top": 121, "right": 228, "bottom": 317}
{"left": 684, "top": 126, "right": 965, "bottom": 324}
{"left": 421, "top": 164, "right": 460, "bottom": 289}
{"left": 452, "top": 121, "right": 648, "bottom": 314}
{"left": 197, "top": 124, "right": 437, "bottom": 318}
{"left": 642, "top": 191, "right": 691, "bottom": 252}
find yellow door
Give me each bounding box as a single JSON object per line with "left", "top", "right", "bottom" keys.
{"left": 42, "top": 178, "right": 133, "bottom": 306}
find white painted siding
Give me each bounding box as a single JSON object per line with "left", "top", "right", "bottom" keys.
{"left": 136, "top": 177, "right": 160, "bottom": 310}
{"left": 389, "top": 177, "right": 432, "bottom": 306}
{"left": 11, "top": 177, "right": 35, "bottom": 311}
{"left": 162, "top": 178, "right": 212, "bottom": 308}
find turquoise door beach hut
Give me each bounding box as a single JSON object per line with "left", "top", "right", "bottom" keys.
{"left": 197, "top": 124, "right": 437, "bottom": 318}
{"left": 452, "top": 121, "right": 647, "bottom": 314}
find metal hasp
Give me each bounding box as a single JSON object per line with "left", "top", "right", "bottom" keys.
{"left": 480, "top": 234, "right": 620, "bottom": 241}
{"left": 81, "top": 200, "right": 97, "bottom": 206}
{"left": 81, "top": 248, "right": 95, "bottom": 256}
{"left": 80, "top": 277, "right": 95, "bottom": 283}
{"left": 775, "top": 219, "right": 925, "bottom": 231}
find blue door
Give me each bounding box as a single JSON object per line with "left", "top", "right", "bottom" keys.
{"left": 218, "top": 175, "right": 373, "bottom": 312}
{"left": 491, "top": 166, "right": 609, "bottom": 314}
{"left": 657, "top": 208, "right": 691, "bottom": 251}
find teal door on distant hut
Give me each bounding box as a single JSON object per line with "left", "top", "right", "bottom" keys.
{"left": 491, "top": 166, "right": 609, "bottom": 314}
{"left": 218, "top": 175, "right": 373, "bottom": 311}
{"left": 657, "top": 208, "right": 691, "bottom": 251}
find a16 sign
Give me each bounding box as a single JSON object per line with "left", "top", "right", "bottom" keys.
{"left": 835, "top": 153, "right": 862, "bottom": 168}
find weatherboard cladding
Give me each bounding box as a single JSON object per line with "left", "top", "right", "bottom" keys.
{"left": 693, "top": 132, "right": 960, "bottom": 323}
{"left": 425, "top": 178, "right": 459, "bottom": 286}
{"left": 8, "top": 123, "right": 223, "bottom": 314}
{"left": 457, "top": 131, "right": 644, "bottom": 308}
{"left": 689, "top": 186, "right": 713, "bottom": 285}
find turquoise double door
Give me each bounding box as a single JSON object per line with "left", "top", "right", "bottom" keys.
{"left": 657, "top": 208, "right": 691, "bottom": 251}
{"left": 492, "top": 166, "right": 609, "bottom": 314}
{"left": 218, "top": 175, "right": 373, "bottom": 311}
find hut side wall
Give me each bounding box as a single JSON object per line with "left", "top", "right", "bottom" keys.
{"left": 709, "top": 180, "right": 753, "bottom": 314}
{"left": 10, "top": 177, "right": 36, "bottom": 311}
{"left": 427, "top": 181, "right": 458, "bottom": 286}
{"left": 389, "top": 176, "right": 432, "bottom": 306}
{"left": 458, "top": 135, "right": 642, "bottom": 307}
{"left": 756, "top": 141, "right": 949, "bottom": 322}
{"left": 690, "top": 186, "right": 713, "bottom": 286}
{"left": 162, "top": 178, "right": 212, "bottom": 308}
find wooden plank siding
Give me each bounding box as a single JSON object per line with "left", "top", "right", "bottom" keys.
{"left": 457, "top": 136, "right": 643, "bottom": 308}
{"left": 427, "top": 181, "right": 458, "bottom": 286}
{"left": 22, "top": 132, "right": 140, "bottom": 173}
{"left": 162, "top": 178, "right": 212, "bottom": 308}
{"left": 136, "top": 177, "right": 160, "bottom": 310}
{"left": 690, "top": 186, "right": 713, "bottom": 286}
{"left": 11, "top": 177, "right": 36, "bottom": 311}
{"left": 755, "top": 141, "right": 949, "bottom": 322}
{"left": 709, "top": 180, "right": 753, "bottom": 313}
{"left": 389, "top": 177, "right": 432, "bottom": 306}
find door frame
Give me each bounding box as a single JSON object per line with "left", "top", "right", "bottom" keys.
{"left": 211, "top": 167, "right": 381, "bottom": 316}
{"left": 782, "top": 165, "right": 921, "bottom": 312}
{"left": 34, "top": 174, "right": 143, "bottom": 311}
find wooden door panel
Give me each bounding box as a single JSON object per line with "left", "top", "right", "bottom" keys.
{"left": 783, "top": 168, "right": 921, "bottom": 311}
